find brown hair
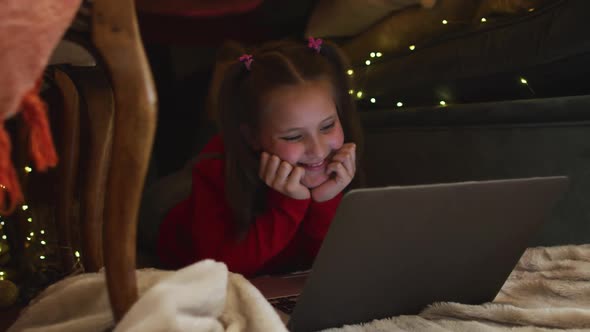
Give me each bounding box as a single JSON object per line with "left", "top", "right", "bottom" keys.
{"left": 214, "top": 39, "right": 364, "bottom": 234}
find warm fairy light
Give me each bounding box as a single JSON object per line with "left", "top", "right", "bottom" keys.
{"left": 27, "top": 218, "right": 32, "bottom": 223}
{"left": 0, "top": 184, "right": 5, "bottom": 189}
{"left": 26, "top": 237, "right": 31, "bottom": 241}
{"left": 481, "top": 17, "right": 487, "bottom": 23}
{"left": 40, "top": 230, "right": 45, "bottom": 235}
{"left": 370, "top": 98, "right": 376, "bottom": 104}
{"left": 24, "top": 166, "right": 32, "bottom": 173}
{"left": 40, "top": 255, "right": 46, "bottom": 260}
{"left": 356, "top": 91, "right": 363, "bottom": 98}
{"left": 29, "top": 232, "right": 34, "bottom": 237}
{"left": 370, "top": 52, "right": 376, "bottom": 58}
{"left": 41, "top": 240, "right": 46, "bottom": 245}
{"left": 347, "top": 69, "right": 354, "bottom": 76}
{"left": 440, "top": 100, "right": 447, "bottom": 106}
{"left": 75, "top": 251, "right": 81, "bottom": 258}
{"left": 397, "top": 102, "right": 403, "bottom": 107}
{"left": 409, "top": 45, "right": 416, "bottom": 51}
{"left": 348, "top": 89, "right": 354, "bottom": 95}
{"left": 1, "top": 221, "right": 4, "bottom": 226}
{"left": 2, "top": 235, "right": 6, "bottom": 240}
{"left": 22, "top": 205, "right": 29, "bottom": 211}
{"left": 0, "top": 271, "right": 4, "bottom": 276}
{"left": 376, "top": 52, "right": 382, "bottom": 57}
{"left": 520, "top": 77, "right": 528, "bottom": 84}
{"left": 442, "top": 20, "right": 448, "bottom": 25}
{"left": 365, "top": 60, "right": 371, "bottom": 66}
{"left": 528, "top": 8, "right": 535, "bottom": 12}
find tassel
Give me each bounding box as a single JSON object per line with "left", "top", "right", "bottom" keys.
{"left": 0, "top": 123, "right": 24, "bottom": 215}
{"left": 20, "top": 79, "right": 58, "bottom": 172}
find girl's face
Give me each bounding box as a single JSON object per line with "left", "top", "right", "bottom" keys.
{"left": 255, "top": 79, "right": 344, "bottom": 189}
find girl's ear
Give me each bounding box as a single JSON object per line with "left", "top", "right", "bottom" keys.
{"left": 240, "top": 124, "right": 261, "bottom": 150}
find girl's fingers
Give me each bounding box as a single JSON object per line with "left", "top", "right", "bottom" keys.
{"left": 327, "top": 161, "right": 350, "bottom": 185}
{"left": 264, "top": 155, "right": 281, "bottom": 184}
{"left": 285, "top": 166, "right": 306, "bottom": 192}
{"left": 273, "top": 161, "right": 292, "bottom": 186}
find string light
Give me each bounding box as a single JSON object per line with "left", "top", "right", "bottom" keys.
{"left": 1, "top": 221, "right": 4, "bottom": 226}
{"left": 397, "top": 102, "right": 403, "bottom": 107}
{"left": 528, "top": 8, "right": 535, "bottom": 12}
{"left": 365, "top": 60, "right": 371, "bottom": 66}
{"left": 0, "top": 184, "right": 5, "bottom": 189}
{"left": 22, "top": 205, "right": 29, "bottom": 211}
{"left": 26, "top": 237, "right": 31, "bottom": 241}
{"left": 348, "top": 89, "right": 354, "bottom": 95}
{"left": 520, "top": 77, "right": 528, "bottom": 85}
{"left": 442, "top": 19, "right": 448, "bottom": 25}
{"left": 409, "top": 45, "right": 416, "bottom": 51}
{"left": 347, "top": 69, "right": 354, "bottom": 76}
{"left": 481, "top": 17, "right": 487, "bottom": 23}
{"left": 75, "top": 251, "right": 81, "bottom": 258}
{"left": 376, "top": 52, "right": 382, "bottom": 57}
{"left": 440, "top": 100, "right": 447, "bottom": 106}
{"left": 40, "top": 230, "right": 45, "bottom": 235}
{"left": 2, "top": 235, "right": 6, "bottom": 240}
{"left": 24, "top": 166, "right": 32, "bottom": 173}
{"left": 29, "top": 232, "right": 34, "bottom": 237}
{"left": 40, "top": 255, "right": 46, "bottom": 260}
{"left": 370, "top": 52, "right": 376, "bottom": 58}
{"left": 41, "top": 240, "right": 46, "bottom": 245}
{"left": 356, "top": 91, "right": 363, "bottom": 99}
{"left": 27, "top": 218, "right": 32, "bottom": 223}
{"left": 370, "top": 98, "right": 376, "bottom": 104}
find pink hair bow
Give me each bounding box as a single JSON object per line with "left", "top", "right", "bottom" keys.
{"left": 307, "top": 37, "right": 323, "bottom": 53}
{"left": 239, "top": 54, "right": 253, "bottom": 70}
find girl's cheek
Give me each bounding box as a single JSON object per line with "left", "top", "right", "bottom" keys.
{"left": 270, "top": 142, "right": 304, "bottom": 165}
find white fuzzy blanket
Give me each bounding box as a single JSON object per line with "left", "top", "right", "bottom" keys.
{"left": 8, "top": 245, "right": 590, "bottom": 332}
{"left": 324, "top": 244, "right": 590, "bottom": 331}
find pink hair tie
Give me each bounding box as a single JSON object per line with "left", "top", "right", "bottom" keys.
{"left": 239, "top": 54, "right": 253, "bottom": 70}
{"left": 307, "top": 37, "right": 323, "bottom": 53}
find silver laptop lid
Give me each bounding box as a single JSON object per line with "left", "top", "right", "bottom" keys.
{"left": 288, "top": 176, "right": 568, "bottom": 332}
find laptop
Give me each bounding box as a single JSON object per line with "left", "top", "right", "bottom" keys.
{"left": 250, "top": 176, "right": 568, "bottom": 332}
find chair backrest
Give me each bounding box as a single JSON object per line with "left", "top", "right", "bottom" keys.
{"left": 91, "top": 0, "right": 157, "bottom": 321}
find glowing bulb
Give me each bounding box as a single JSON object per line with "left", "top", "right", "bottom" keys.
{"left": 27, "top": 218, "right": 32, "bottom": 223}
{"left": 0, "top": 184, "right": 5, "bottom": 189}
{"left": 440, "top": 101, "right": 447, "bottom": 106}
{"left": 347, "top": 69, "right": 354, "bottom": 76}
{"left": 528, "top": 8, "right": 535, "bottom": 12}
{"left": 75, "top": 251, "right": 81, "bottom": 258}
{"left": 41, "top": 240, "right": 46, "bottom": 245}
{"left": 40, "top": 230, "right": 45, "bottom": 235}
{"left": 24, "top": 166, "right": 32, "bottom": 173}
{"left": 1, "top": 221, "right": 4, "bottom": 226}
{"left": 22, "top": 205, "right": 29, "bottom": 211}
{"left": 376, "top": 52, "right": 382, "bottom": 57}
{"left": 356, "top": 91, "right": 363, "bottom": 98}
{"left": 1, "top": 235, "right": 6, "bottom": 240}
{"left": 520, "top": 77, "right": 528, "bottom": 84}
{"left": 348, "top": 89, "right": 354, "bottom": 95}
{"left": 481, "top": 17, "right": 487, "bottom": 23}
{"left": 40, "top": 255, "right": 46, "bottom": 260}
{"left": 29, "top": 232, "right": 34, "bottom": 237}
{"left": 370, "top": 98, "right": 376, "bottom": 104}
{"left": 442, "top": 20, "right": 448, "bottom": 25}
{"left": 397, "top": 102, "right": 403, "bottom": 107}
{"left": 370, "top": 52, "right": 376, "bottom": 58}
{"left": 0, "top": 272, "right": 4, "bottom": 276}
{"left": 365, "top": 60, "right": 371, "bottom": 66}
{"left": 26, "top": 237, "right": 31, "bottom": 241}
{"left": 409, "top": 45, "right": 416, "bottom": 51}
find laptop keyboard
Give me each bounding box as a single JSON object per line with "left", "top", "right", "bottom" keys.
{"left": 268, "top": 295, "right": 299, "bottom": 314}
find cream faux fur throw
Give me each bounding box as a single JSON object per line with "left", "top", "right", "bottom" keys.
{"left": 8, "top": 245, "right": 590, "bottom": 332}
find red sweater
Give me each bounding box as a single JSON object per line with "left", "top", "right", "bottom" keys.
{"left": 157, "top": 135, "right": 342, "bottom": 276}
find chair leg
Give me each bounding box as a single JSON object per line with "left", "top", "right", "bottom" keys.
{"left": 53, "top": 69, "right": 81, "bottom": 273}
{"left": 92, "top": 0, "right": 158, "bottom": 321}
{"left": 72, "top": 67, "right": 114, "bottom": 272}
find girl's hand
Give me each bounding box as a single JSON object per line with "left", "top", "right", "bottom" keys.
{"left": 311, "top": 143, "right": 356, "bottom": 203}
{"left": 259, "top": 152, "right": 311, "bottom": 200}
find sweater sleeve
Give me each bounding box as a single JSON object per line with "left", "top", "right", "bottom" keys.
{"left": 190, "top": 161, "right": 311, "bottom": 276}
{"left": 299, "top": 192, "right": 343, "bottom": 257}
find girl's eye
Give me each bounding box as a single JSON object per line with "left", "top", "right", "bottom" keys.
{"left": 321, "top": 122, "right": 335, "bottom": 131}
{"left": 281, "top": 135, "right": 302, "bottom": 142}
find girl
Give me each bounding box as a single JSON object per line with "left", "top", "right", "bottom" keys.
{"left": 157, "top": 38, "right": 364, "bottom": 277}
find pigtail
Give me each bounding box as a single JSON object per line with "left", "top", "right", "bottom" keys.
{"left": 216, "top": 55, "right": 263, "bottom": 235}
{"left": 318, "top": 41, "right": 366, "bottom": 188}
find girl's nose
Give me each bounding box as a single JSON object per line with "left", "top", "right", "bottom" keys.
{"left": 307, "top": 136, "right": 327, "bottom": 159}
